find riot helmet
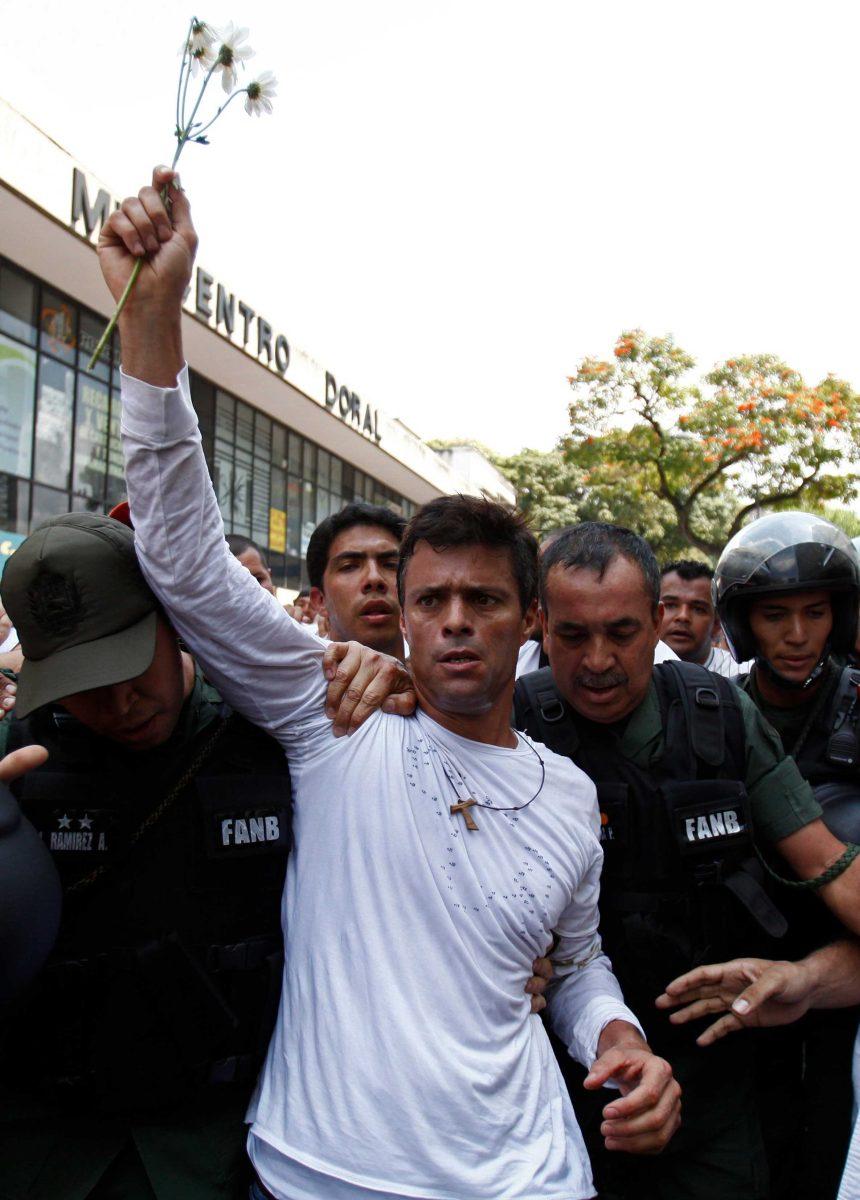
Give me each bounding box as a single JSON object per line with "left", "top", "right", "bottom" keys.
{"left": 713, "top": 511, "right": 860, "bottom": 681}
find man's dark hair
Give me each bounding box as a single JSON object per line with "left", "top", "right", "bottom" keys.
{"left": 540, "top": 522, "right": 660, "bottom": 611}
{"left": 296, "top": 587, "right": 310, "bottom": 600}
{"left": 226, "top": 534, "right": 269, "bottom": 568}
{"left": 306, "top": 502, "right": 406, "bottom": 590}
{"left": 661, "top": 559, "right": 714, "bottom": 584}
{"left": 397, "top": 495, "right": 538, "bottom": 614}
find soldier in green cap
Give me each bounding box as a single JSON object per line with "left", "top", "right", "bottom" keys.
{"left": 0, "top": 510, "right": 416, "bottom": 1200}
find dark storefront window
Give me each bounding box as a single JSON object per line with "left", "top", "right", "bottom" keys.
{"left": 0, "top": 256, "right": 416, "bottom": 589}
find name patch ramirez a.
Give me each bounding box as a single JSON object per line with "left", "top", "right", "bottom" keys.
{"left": 43, "top": 807, "right": 116, "bottom": 860}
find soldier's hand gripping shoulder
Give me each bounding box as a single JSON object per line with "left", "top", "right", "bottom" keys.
{"left": 322, "top": 642, "right": 416, "bottom": 735}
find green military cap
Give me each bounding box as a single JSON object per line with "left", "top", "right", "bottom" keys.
{"left": 0, "top": 513, "right": 159, "bottom": 719}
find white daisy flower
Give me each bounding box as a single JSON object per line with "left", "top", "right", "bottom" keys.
{"left": 183, "top": 19, "right": 217, "bottom": 74}
{"left": 244, "top": 71, "right": 277, "bottom": 116}
{"left": 189, "top": 18, "right": 215, "bottom": 53}
{"left": 214, "top": 22, "right": 254, "bottom": 93}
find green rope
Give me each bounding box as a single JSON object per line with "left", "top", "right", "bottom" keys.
{"left": 757, "top": 840, "right": 860, "bottom": 892}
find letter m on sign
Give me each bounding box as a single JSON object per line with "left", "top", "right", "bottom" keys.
{"left": 71, "top": 168, "right": 113, "bottom": 239}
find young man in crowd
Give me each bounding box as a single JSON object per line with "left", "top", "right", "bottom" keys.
{"left": 514, "top": 521, "right": 860, "bottom": 1200}
{"left": 99, "top": 166, "right": 680, "bottom": 1200}
{"left": 227, "top": 533, "right": 277, "bottom": 595}
{"left": 291, "top": 587, "right": 318, "bottom": 626}
{"left": 658, "top": 559, "right": 742, "bottom": 677}
{"left": 306, "top": 502, "right": 406, "bottom": 658}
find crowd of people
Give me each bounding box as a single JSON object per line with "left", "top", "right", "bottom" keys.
{"left": 1, "top": 165, "right": 859, "bottom": 1200}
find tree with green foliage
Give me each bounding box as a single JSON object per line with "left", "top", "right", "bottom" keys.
{"left": 564, "top": 330, "right": 860, "bottom": 557}
{"left": 490, "top": 449, "right": 582, "bottom": 536}
{"left": 429, "top": 440, "right": 583, "bottom": 537}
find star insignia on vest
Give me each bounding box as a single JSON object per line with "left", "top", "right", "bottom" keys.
{"left": 28, "top": 571, "right": 83, "bottom": 636}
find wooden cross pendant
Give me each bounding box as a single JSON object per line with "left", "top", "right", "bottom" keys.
{"left": 450, "top": 798, "right": 479, "bottom": 831}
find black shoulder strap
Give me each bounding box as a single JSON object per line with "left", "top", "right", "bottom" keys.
{"left": 654, "top": 660, "right": 746, "bottom": 780}
{"left": 513, "top": 667, "right": 578, "bottom": 758}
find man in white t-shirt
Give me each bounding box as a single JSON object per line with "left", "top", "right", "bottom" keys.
{"left": 659, "top": 560, "right": 745, "bottom": 677}
{"left": 101, "top": 167, "right": 680, "bottom": 1200}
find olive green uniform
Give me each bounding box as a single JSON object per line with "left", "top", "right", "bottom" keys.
{"left": 0, "top": 676, "right": 290, "bottom": 1200}
{"left": 739, "top": 661, "right": 857, "bottom": 1200}
{"left": 516, "top": 669, "right": 822, "bottom": 1200}
{"left": 592, "top": 678, "right": 821, "bottom": 840}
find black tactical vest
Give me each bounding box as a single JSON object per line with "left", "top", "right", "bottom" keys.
{"left": 0, "top": 698, "right": 292, "bottom": 1115}
{"left": 794, "top": 662, "right": 860, "bottom": 790}
{"left": 514, "top": 661, "right": 787, "bottom": 1029}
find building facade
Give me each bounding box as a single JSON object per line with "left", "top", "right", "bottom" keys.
{"left": 0, "top": 98, "right": 513, "bottom": 591}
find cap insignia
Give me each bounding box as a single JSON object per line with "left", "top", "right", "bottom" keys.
{"left": 28, "top": 571, "right": 83, "bottom": 636}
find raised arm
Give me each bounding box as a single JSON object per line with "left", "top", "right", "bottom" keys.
{"left": 102, "top": 168, "right": 330, "bottom": 740}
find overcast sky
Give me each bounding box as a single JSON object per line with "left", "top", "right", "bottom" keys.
{"left": 2, "top": 0, "right": 858, "bottom": 453}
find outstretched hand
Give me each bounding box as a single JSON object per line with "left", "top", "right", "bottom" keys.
{"left": 655, "top": 958, "right": 814, "bottom": 1046}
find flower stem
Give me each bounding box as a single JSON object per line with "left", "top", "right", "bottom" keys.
{"left": 177, "top": 17, "right": 194, "bottom": 135}
{"left": 86, "top": 256, "right": 143, "bottom": 371}
{"left": 192, "top": 87, "right": 247, "bottom": 137}
{"left": 87, "top": 52, "right": 225, "bottom": 370}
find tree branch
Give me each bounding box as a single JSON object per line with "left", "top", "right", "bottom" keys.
{"left": 686, "top": 451, "right": 748, "bottom": 506}
{"left": 727, "top": 466, "right": 822, "bottom": 539}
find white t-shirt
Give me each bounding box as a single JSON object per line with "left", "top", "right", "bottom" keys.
{"left": 515, "top": 638, "right": 543, "bottom": 677}
{"left": 120, "top": 367, "right": 642, "bottom": 1200}
{"left": 0, "top": 626, "right": 19, "bottom": 654}
{"left": 704, "top": 645, "right": 749, "bottom": 678}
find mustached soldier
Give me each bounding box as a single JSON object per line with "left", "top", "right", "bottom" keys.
{"left": 714, "top": 510, "right": 860, "bottom": 1200}
{"left": 0, "top": 512, "right": 413, "bottom": 1200}
{"left": 514, "top": 521, "right": 860, "bottom": 1200}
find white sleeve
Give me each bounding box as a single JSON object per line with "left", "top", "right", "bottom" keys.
{"left": 120, "top": 364, "right": 328, "bottom": 747}
{"left": 546, "top": 837, "right": 645, "bottom": 1069}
